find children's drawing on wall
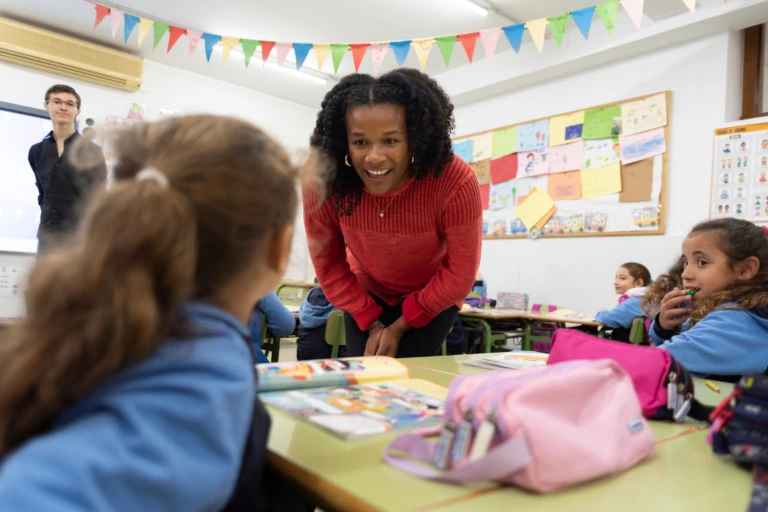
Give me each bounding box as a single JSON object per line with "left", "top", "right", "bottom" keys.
{"left": 760, "top": 155, "right": 768, "bottom": 168}
{"left": 509, "top": 218, "right": 527, "bottom": 234}
{"left": 516, "top": 148, "right": 549, "bottom": 178}
{"left": 738, "top": 172, "right": 746, "bottom": 184}
{"left": 611, "top": 117, "right": 622, "bottom": 137}
{"left": 736, "top": 187, "right": 745, "bottom": 199}
{"left": 760, "top": 171, "right": 768, "bottom": 185}
{"left": 490, "top": 218, "right": 508, "bottom": 236}
{"left": 583, "top": 138, "right": 619, "bottom": 170}
{"left": 739, "top": 141, "right": 749, "bottom": 153}
{"left": 720, "top": 173, "right": 730, "bottom": 185}
{"left": 721, "top": 142, "right": 732, "bottom": 154}
{"left": 735, "top": 203, "right": 744, "bottom": 216}
{"left": 632, "top": 206, "right": 660, "bottom": 228}
{"left": 720, "top": 189, "right": 730, "bottom": 200}
{"left": 489, "top": 179, "right": 516, "bottom": 210}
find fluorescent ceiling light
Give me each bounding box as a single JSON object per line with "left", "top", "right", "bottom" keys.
{"left": 213, "top": 43, "right": 329, "bottom": 86}
{"left": 463, "top": 0, "right": 489, "bottom": 16}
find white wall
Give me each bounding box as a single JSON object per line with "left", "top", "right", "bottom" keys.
{"left": 453, "top": 32, "right": 743, "bottom": 315}
{"left": 0, "top": 59, "right": 318, "bottom": 317}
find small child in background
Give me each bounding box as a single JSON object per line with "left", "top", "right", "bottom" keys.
{"left": 297, "top": 286, "right": 347, "bottom": 360}
{"left": 595, "top": 262, "right": 652, "bottom": 342}
{"left": 647, "top": 219, "right": 768, "bottom": 379}
{"left": 249, "top": 291, "right": 296, "bottom": 363}
{"left": 446, "top": 272, "right": 488, "bottom": 355}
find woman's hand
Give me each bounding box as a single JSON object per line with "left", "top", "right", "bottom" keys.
{"left": 658, "top": 288, "right": 692, "bottom": 331}
{"left": 363, "top": 323, "right": 386, "bottom": 356}
{"left": 372, "top": 317, "right": 410, "bottom": 357}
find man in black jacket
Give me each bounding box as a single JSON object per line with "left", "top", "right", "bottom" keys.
{"left": 28, "top": 84, "right": 106, "bottom": 253}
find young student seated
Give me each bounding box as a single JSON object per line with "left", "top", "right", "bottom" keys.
{"left": 446, "top": 272, "right": 488, "bottom": 355}
{"left": 646, "top": 219, "right": 768, "bottom": 380}
{"left": 249, "top": 291, "right": 297, "bottom": 363}
{"left": 297, "top": 286, "right": 347, "bottom": 360}
{"left": 0, "top": 115, "right": 307, "bottom": 510}
{"left": 595, "top": 262, "right": 651, "bottom": 342}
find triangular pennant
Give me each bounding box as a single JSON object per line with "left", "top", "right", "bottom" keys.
{"left": 123, "top": 14, "right": 139, "bottom": 43}
{"left": 389, "top": 40, "right": 411, "bottom": 67}
{"left": 138, "top": 18, "right": 153, "bottom": 47}
{"left": 547, "top": 14, "right": 570, "bottom": 48}
{"left": 525, "top": 18, "right": 548, "bottom": 53}
{"left": 502, "top": 23, "right": 525, "bottom": 53}
{"left": 186, "top": 30, "right": 203, "bottom": 55}
{"left": 167, "top": 26, "right": 186, "bottom": 53}
{"left": 434, "top": 36, "right": 456, "bottom": 66}
{"left": 293, "top": 43, "right": 312, "bottom": 70}
{"left": 241, "top": 39, "right": 259, "bottom": 67}
{"left": 457, "top": 32, "right": 479, "bottom": 62}
{"left": 571, "top": 6, "right": 596, "bottom": 40}
{"left": 682, "top": 0, "right": 696, "bottom": 11}
{"left": 94, "top": 5, "right": 110, "bottom": 29}
{"left": 152, "top": 23, "right": 170, "bottom": 50}
{"left": 596, "top": 0, "right": 619, "bottom": 36}
{"left": 350, "top": 43, "right": 370, "bottom": 72}
{"left": 620, "top": 0, "right": 645, "bottom": 29}
{"left": 411, "top": 39, "right": 434, "bottom": 71}
{"left": 313, "top": 43, "right": 330, "bottom": 70}
{"left": 109, "top": 9, "right": 123, "bottom": 39}
{"left": 261, "top": 41, "right": 276, "bottom": 62}
{"left": 222, "top": 36, "right": 240, "bottom": 63}
{"left": 275, "top": 42, "right": 293, "bottom": 66}
{"left": 330, "top": 43, "right": 349, "bottom": 73}
{"left": 369, "top": 42, "right": 389, "bottom": 74}
{"left": 479, "top": 28, "right": 502, "bottom": 59}
{"left": 201, "top": 33, "right": 221, "bottom": 62}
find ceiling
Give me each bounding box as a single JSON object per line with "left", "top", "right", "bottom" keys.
{"left": 0, "top": 0, "right": 764, "bottom": 108}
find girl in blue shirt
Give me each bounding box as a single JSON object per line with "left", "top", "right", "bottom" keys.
{"left": 647, "top": 218, "right": 768, "bottom": 378}
{"left": 595, "top": 262, "right": 651, "bottom": 341}
{"left": 249, "top": 291, "right": 297, "bottom": 363}
{"left": 0, "top": 115, "right": 306, "bottom": 511}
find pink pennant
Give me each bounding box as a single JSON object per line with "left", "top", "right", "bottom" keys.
{"left": 109, "top": 9, "right": 123, "bottom": 39}
{"left": 275, "top": 42, "right": 292, "bottom": 66}
{"left": 479, "top": 28, "right": 502, "bottom": 60}
{"left": 186, "top": 30, "right": 202, "bottom": 55}
{"left": 93, "top": 5, "right": 110, "bottom": 29}
{"left": 620, "top": 0, "right": 645, "bottom": 30}
{"left": 369, "top": 42, "right": 389, "bottom": 74}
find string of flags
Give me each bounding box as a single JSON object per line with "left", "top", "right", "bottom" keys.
{"left": 89, "top": 0, "right": 722, "bottom": 75}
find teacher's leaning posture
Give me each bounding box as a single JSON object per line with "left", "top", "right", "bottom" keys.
{"left": 304, "top": 68, "right": 482, "bottom": 358}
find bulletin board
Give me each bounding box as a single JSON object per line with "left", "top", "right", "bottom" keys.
{"left": 709, "top": 118, "right": 768, "bottom": 224}
{"left": 453, "top": 91, "right": 670, "bottom": 239}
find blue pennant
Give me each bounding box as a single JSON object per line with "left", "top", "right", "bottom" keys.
{"left": 202, "top": 33, "right": 221, "bottom": 62}
{"left": 293, "top": 43, "right": 313, "bottom": 70}
{"left": 501, "top": 24, "right": 525, "bottom": 53}
{"left": 571, "top": 6, "right": 596, "bottom": 40}
{"left": 123, "top": 14, "right": 140, "bottom": 44}
{"left": 389, "top": 40, "right": 411, "bottom": 68}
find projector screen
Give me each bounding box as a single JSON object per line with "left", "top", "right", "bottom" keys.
{"left": 0, "top": 102, "right": 51, "bottom": 254}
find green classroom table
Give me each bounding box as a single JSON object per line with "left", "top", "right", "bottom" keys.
{"left": 265, "top": 355, "right": 747, "bottom": 512}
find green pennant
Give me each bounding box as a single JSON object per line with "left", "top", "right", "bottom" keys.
{"left": 435, "top": 35, "right": 457, "bottom": 67}
{"left": 330, "top": 43, "right": 349, "bottom": 73}
{"left": 547, "top": 14, "right": 570, "bottom": 48}
{"left": 152, "top": 22, "right": 170, "bottom": 50}
{"left": 595, "top": 0, "right": 619, "bottom": 36}
{"left": 241, "top": 39, "right": 259, "bottom": 68}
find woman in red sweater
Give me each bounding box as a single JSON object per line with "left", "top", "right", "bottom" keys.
{"left": 304, "top": 68, "right": 482, "bottom": 358}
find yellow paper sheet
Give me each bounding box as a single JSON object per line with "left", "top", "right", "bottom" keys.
{"left": 580, "top": 163, "right": 622, "bottom": 199}
{"left": 621, "top": 93, "right": 667, "bottom": 136}
{"left": 515, "top": 187, "right": 556, "bottom": 230}
{"left": 549, "top": 111, "right": 585, "bottom": 146}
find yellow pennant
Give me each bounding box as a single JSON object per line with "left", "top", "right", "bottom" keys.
{"left": 525, "top": 18, "right": 548, "bottom": 54}
{"left": 313, "top": 43, "right": 331, "bottom": 71}
{"left": 682, "top": 0, "right": 695, "bottom": 12}
{"left": 138, "top": 18, "right": 153, "bottom": 47}
{"left": 222, "top": 36, "right": 240, "bottom": 63}
{"left": 412, "top": 39, "right": 434, "bottom": 71}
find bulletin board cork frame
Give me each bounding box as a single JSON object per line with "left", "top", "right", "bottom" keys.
{"left": 458, "top": 90, "right": 670, "bottom": 240}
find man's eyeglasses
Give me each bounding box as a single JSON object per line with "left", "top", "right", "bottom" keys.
{"left": 46, "top": 99, "right": 78, "bottom": 109}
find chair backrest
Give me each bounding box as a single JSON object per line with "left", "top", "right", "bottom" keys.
{"left": 276, "top": 283, "right": 315, "bottom": 303}
{"left": 325, "top": 310, "right": 346, "bottom": 358}
{"left": 628, "top": 317, "right": 649, "bottom": 345}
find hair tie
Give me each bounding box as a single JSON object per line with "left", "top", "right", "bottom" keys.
{"left": 762, "top": 225, "right": 768, "bottom": 236}
{"left": 135, "top": 168, "right": 169, "bottom": 189}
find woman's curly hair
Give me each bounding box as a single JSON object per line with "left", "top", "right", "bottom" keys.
{"left": 309, "top": 68, "right": 455, "bottom": 216}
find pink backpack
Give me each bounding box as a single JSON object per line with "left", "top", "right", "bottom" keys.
{"left": 383, "top": 360, "right": 655, "bottom": 492}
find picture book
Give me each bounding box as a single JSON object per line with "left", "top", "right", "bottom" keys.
{"left": 462, "top": 351, "right": 549, "bottom": 370}
{"left": 545, "top": 308, "right": 596, "bottom": 322}
{"left": 257, "top": 357, "right": 446, "bottom": 440}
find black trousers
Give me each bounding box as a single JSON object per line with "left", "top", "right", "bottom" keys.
{"left": 344, "top": 294, "right": 459, "bottom": 358}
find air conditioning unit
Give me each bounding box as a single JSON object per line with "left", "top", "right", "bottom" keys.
{"left": 0, "top": 17, "right": 143, "bottom": 92}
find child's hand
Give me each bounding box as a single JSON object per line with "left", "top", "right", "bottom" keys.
{"left": 658, "top": 288, "right": 692, "bottom": 331}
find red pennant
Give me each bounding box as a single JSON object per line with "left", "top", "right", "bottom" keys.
{"left": 261, "top": 41, "right": 276, "bottom": 62}
{"left": 94, "top": 5, "right": 111, "bottom": 29}
{"left": 478, "top": 183, "right": 490, "bottom": 210}
{"left": 457, "top": 32, "right": 480, "bottom": 62}
{"left": 350, "top": 43, "right": 370, "bottom": 72}
{"left": 490, "top": 154, "right": 518, "bottom": 184}
{"left": 167, "top": 26, "right": 186, "bottom": 53}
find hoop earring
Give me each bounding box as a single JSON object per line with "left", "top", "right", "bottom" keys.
{"left": 345, "top": 154, "right": 352, "bottom": 167}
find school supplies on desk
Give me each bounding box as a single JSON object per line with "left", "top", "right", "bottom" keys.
{"left": 462, "top": 351, "right": 548, "bottom": 370}
{"left": 545, "top": 308, "right": 595, "bottom": 321}
{"left": 258, "top": 357, "right": 445, "bottom": 440}
{"left": 496, "top": 292, "right": 529, "bottom": 310}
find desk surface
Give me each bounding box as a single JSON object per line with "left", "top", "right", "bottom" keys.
{"left": 459, "top": 309, "right": 603, "bottom": 327}
{"left": 265, "top": 354, "right": 742, "bottom": 512}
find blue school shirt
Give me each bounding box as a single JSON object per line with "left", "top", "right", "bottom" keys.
{"left": 0, "top": 302, "right": 264, "bottom": 511}
{"left": 248, "top": 291, "right": 296, "bottom": 363}
{"left": 595, "top": 296, "right": 644, "bottom": 329}
{"left": 649, "top": 307, "right": 768, "bottom": 377}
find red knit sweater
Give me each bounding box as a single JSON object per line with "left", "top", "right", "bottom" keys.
{"left": 303, "top": 155, "right": 483, "bottom": 331}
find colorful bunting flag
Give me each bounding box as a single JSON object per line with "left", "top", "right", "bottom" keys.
{"left": 275, "top": 42, "right": 293, "bottom": 66}
{"left": 547, "top": 14, "right": 570, "bottom": 48}
{"left": 390, "top": 40, "right": 411, "bottom": 67}
{"left": 293, "top": 43, "right": 312, "bottom": 70}
{"left": 261, "top": 41, "right": 276, "bottom": 62}
{"left": 201, "top": 33, "right": 221, "bottom": 62}
{"left": 621, "top": 0, "right": 645, "bottom": 30}
{"left": 434, "top": 35, "right": 456, "bottom": 66}
{"left": 313, "top": 43, "right": 330, "bottom": 71}
{"left": 331, "top": 43, "right": 349, "bottom": 73}
{"left": 369, "top": 42, "right": 389, "bottom": 74}
{"left": 187, "top": 30, "right": 203, "bottom": 55}
{"left": 596, "top": 0, "right": 619, "bottom": 36}
{"left": 242, "top": 39, "right": 259, "bottom": 67}
{"left": 109, "top": 9, "right": 123, "bottom": 39}
{"left": 682, "top": 0, "right": 696, "bottom": 11}
{"left": 479, "top": 28, "right": 502, "bottom": 59}
{"left": 123, "top": 14, "right": 139, "bottom": 43}
{"left": 502, "top": 23, "right": 525, "bottom": 53}
{"left": 167, "top": 26, "right": 186, "bottom": 53}
{"left": 571, "top": 6, "right": 595, "bottom": 40}
{"left": 350, "top": 43, "right": 370, "bottom": 72}
{"left": 457, "top": 32, "right": 479, "bottom": 62}
{"left": 412, "top": 39, "right": 434, "bottom": 70}
{"left": 152, "top": 23, "right": 169, "bottom": 50}
{"left": 525, "top": 19, "right": 548, "bottom": 53}
{"left": 93, "top": 4, "right": 110, "bottom": 29}
{"left": 222, "top": 36, "right": 240, "bottom": 63}
{"left": 137, "top": 18, "right": 153, "bottom": 47}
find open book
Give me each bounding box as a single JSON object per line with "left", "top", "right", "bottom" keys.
{"left": 545, "top": 308, "right": 595, "bottom": 322}
{"left": 257, "top": 357, "right": 445, "bottom": 440}
{"left": 462, "top": 351, "right": 549, "bottom": 370}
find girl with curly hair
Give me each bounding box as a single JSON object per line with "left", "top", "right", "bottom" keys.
{"left": 647, "top": 218, "right": 768, "bottom": 378}
{"left": 304, "top": 68, "right": 482, "bottom": 358}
